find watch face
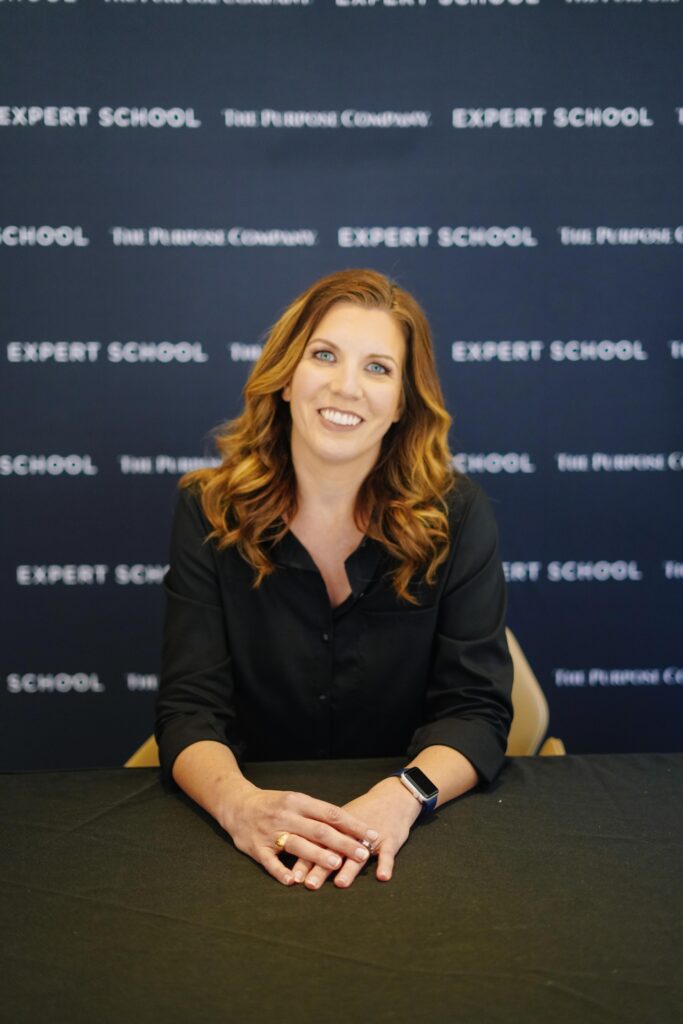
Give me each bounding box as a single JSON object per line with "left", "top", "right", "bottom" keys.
{"left": 405, "top": 767, "right": 438, "bottom": 800}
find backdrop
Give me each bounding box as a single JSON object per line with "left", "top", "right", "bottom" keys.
{"left": 1, "top": 0, "right": 681, "bottom": 771}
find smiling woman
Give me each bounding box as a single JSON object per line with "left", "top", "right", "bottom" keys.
{"left": 156, "top": 268, "right": 513, "bottom": 892}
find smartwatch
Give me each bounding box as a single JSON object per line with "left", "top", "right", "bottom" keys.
{"left": 392, "top": 766, "right": 439, "bottom": 815}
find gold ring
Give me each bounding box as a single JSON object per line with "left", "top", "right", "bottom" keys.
{"left": 274, "top": 831, "right": 290, "bottom": 851}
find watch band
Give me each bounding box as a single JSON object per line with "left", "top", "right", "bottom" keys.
{"left": 391, "top": 768, "right": 438, "bottom": 815}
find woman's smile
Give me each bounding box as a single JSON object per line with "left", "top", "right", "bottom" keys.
{"left": 318, "top": 407, "right": 364, "bottom": 429}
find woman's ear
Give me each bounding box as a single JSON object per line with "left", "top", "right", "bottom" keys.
{"left": 282, "top": 382, "right": 291, "bottom": 402}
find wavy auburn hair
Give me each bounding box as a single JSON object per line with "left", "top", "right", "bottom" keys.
{"left": 179, "top": 268, "right": 464, "bottom": 605}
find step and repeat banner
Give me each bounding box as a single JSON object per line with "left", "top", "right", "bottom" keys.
{"left": 1, "top": 1, "right": 681, "bottom": 771}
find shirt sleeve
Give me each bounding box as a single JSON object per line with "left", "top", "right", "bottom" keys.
{"left": 155, "top": 485, "right": 245, "bottom": 786}
{"left": 406, "top": 482, "right": 514, "bottom": 786}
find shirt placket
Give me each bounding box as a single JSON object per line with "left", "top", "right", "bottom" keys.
{"left": 317, "top": 609, "right": 334, "bottom": 757}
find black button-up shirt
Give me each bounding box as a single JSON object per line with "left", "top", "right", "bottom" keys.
{"left": 155, "top": 476, "right": 513, "bottom": 787}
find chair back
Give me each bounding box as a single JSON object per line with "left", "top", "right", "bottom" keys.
{"left": 124, "top": 734, "right": 160, "bottom": 768}
{"left": 505, "top": 627, "right": 550, "bottom": 756}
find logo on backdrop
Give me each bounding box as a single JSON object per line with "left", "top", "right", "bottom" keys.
{"left": 451, "top": 340, "right": 649, "bottom": 362}
{"left": 118, "top": 455, "right": 220, "bottom": 475}
{"left": 435, "top": 0, "right": 540, "bottom": 6}
{"left": 443, "top": 226, "right": 538, "bottom": 247}
{"left": 554, "top": 668, "right": 683, "bottom": 689}
{"left": 0, "top": 106, "right": 90, "bottom": 127}
{"left": 5, "top": 341, "right": 209, "bottom": 363}
{"left": 7, "top": 674, "right": 104, "bottom": 695}
{"left": 453, "top": 453, "right": 536, "bottom": 474}
{"left": 338, "top": 226, "right": 539, "bottom": 247}
{"left": 339, "top": 227, "right": 432, "bottom": 248}
{"left": 221, "top": 109, "right": 431, "bottom": 128}
{"left": 559, "top": 226, "right": 683, "bottom": 245}
{"left": 548, "top": 561, "right": 643, "bottom": 582}
{"left": 1, "top": 106, "right": 201, "bottom": 129}
{"left": 127, "top": 674, "right": 158, "bottom": 692}
{"left": 0, "top": 226, "right": 89, "bottom": 247}
{"left": 99, "top": 107, "right": 200, "bottom": 128}
{"left": 229, "top": 343, "right": 263, "bottom": 362}
{"left": 555, "top": 452, "right": 683, "bottom": 472}
{"left": 0, "top": 454, "right": 98, "bottom": 475}
{"left": 503, "top": 562, "right": 542, "bottom": 583}
{"left": 16, "top": 565, "right": 168, "bottom": 585}
{"left": 451, "top": 107, "right": 654, "bottom": 129}
{"left": 110, "top": 227, "right": 317, "bottom": 247}
{"left": 504, "top": 561, "right": 644, "bottom": 582}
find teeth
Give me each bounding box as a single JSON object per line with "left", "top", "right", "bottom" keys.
{"left": 320, "top": 408, "right": 362, "bottom": 427}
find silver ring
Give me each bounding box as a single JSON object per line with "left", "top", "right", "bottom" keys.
{"left": 360, "top": 837, "right": 374, "bottom": 853}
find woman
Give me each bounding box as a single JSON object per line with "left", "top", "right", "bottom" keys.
{"left": 155, "top": 268, "right": 513, "bottom": 891}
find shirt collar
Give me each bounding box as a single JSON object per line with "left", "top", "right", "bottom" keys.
{"left": 273, "top": 529, "right": 384, "bottom": 593}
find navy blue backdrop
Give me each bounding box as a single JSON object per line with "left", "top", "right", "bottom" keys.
{"left": 1, "top": 0, "right": 681, "bottom": 770}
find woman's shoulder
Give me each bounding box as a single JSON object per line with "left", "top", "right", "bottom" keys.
{"left": 443, "top": 471, "right": 481, "bottom": 520}
{"left": 442, "top": 472, "right": 501, "bottom": 543}
{"left": 171, "top": 480, "right": 214, "bottom": 540}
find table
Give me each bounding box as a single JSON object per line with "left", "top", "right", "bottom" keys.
{"left": 2, "top": 754, "right": 681, "bottom": 1024}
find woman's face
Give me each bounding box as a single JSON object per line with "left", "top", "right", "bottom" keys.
{"left": 282, "top": 302, "right": 406, "bottom": 474}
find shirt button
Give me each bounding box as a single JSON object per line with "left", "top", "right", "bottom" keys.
{"left": 322, "top": 632, "right": 330, "bottom": 642}
{"left": 319, "top": 693, "right": 327, "bottom": 701}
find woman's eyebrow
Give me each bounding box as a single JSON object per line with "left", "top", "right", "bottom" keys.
{"left": 308, "top": 337, "right": 398, "bottom": 366}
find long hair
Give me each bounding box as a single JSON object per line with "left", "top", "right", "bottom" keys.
{"left": 179, "top": 268, "right": 465, "bottom": 605}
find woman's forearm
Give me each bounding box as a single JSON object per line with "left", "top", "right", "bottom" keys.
{"left": 171, "top": 740, "right": 257, "bottom": 832}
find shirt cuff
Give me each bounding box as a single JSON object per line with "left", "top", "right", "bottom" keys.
{"left": 406, "top": 717, "right": 509, "bottom": 786}
{"left": 155, "top": 715, "right": 246, "bottom": 788}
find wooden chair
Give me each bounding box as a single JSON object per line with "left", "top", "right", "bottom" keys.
{"left": 124, "top": 733, "right": 160, "bottom": 768}
{"left": 505, "top": 627, "right": 566, "bottom": 756}
{"left": 124, "top": 627, "right": 565, "bottom": 767}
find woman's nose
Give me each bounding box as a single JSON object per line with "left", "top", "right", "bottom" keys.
{"left": 331, "top": 363, "right": 363, "bottom": 398}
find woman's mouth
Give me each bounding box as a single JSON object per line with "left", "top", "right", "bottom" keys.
{"left": 318, "top": 407, "right": 363, "bottom": 429}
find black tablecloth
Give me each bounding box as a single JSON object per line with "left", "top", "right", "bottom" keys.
{"left": 2, "top": 754, "right": 681, "bottom": 1024}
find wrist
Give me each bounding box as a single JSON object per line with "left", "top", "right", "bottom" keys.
{"left": 217, "top": 777, "right": 259, "bottom": 835}
{"left": 374, "top": 776, "right": 423, "bottom": 823}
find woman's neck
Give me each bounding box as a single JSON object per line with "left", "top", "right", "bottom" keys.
{"left": 288, "top": 445, "right": 369, "bottom": 531}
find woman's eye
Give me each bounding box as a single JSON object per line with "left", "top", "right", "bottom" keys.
{"left": 312, "top": 350, "right": 388, "bottom": 374}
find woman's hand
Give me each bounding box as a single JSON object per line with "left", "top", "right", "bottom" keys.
{"left": 290, "top": 776, "right": 423, "bottom": 890}
{"left": 223, "top": 784, "right": 381, "bottom": 887}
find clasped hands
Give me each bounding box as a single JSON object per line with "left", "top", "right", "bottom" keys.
{"left": 225, "top": 776, "right": 423, "bottom": 890}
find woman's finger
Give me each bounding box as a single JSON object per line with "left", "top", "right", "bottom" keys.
{"left": 290, "top": 857, "right": 313, "bottom": 884}
{"left": 376, "top": 844, "right": 396, "bottom": 882}
{"left": 260, "top": 848, "right": 295, "bottom": 887}
{"left": 333, "top": 856, "right": 366, "bottom": 889}
{"left": 303, "top": 863, "right": 332, "bottom": 890}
